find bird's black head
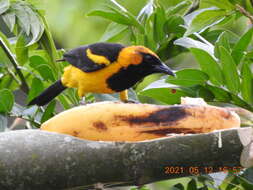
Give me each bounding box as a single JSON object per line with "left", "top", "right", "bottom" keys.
{"left": 140, "top": 52, "right": 175, "bottom": 76}
{"left": 107, "top": 46, "right": 175, "bottom": 92}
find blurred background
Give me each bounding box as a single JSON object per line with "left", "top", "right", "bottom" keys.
{"left": 43, "top": 0, "right": 185, "bottom": 48}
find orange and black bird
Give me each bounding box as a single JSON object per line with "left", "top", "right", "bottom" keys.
{"left": 28, "top": 42, "right": 175, "bottom": 106}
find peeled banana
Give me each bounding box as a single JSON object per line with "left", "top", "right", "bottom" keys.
{"left": 41, "top": 101, "right": 240, "bottom": 142}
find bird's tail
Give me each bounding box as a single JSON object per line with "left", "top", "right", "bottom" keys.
{"left": 28, "top": 80, "right": 67, "bottom": 106}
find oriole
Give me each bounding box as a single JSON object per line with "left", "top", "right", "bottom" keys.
{"left": 28, "top": 42, "right": 174, "bottom": 106}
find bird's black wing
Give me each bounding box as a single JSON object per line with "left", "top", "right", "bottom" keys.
{"left": 63, "top": 43, "right": 125, "bottom": 72}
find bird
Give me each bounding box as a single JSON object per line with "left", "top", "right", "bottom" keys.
{"left": 28, "top": 42, "right": 175, "bottom": 106}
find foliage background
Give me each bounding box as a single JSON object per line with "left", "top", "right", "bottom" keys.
{"left": 0, "top": 0, "right": 253, "bottom": 189}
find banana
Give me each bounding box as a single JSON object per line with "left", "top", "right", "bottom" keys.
{"left": 41, "top": 101, "right": 240, "bottom": 142}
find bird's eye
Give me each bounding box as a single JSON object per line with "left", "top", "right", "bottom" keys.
{"left": 144, "top": 54, "right": 153, "bottom": 61}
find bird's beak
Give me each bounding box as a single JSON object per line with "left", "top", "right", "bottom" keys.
{"left": 153, "top": 63, "right": 175, "bottom": 76}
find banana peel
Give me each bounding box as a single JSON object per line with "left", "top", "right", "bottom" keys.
{"left": 41, "top": 101, "right": 240, "bottom": 142}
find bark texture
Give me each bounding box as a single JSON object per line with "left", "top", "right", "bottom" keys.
{"left": 0, "top": 128, "right": 251, "bottom": 190}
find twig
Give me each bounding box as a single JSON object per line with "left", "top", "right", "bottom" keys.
{"left": 236, "top": 4, "right": 253, "bottom": 24}
{"left": 0, "top": 37, "right": 29, "bottom": 93}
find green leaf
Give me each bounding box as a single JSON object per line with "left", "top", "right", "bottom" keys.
{"left": 100, "top": 23, "right": 128, "bottom": 42}
{"left": 0, "top": 0, "right": 9, "bottom": 14}
{"left": 153, "top": 5, "right": 166, "bottom": 43}
{"left": 58, "top": 95, "right": 71, "bottom": 109}
{"left": 15, "top": 34, "right": 28, "bottom": 65}
{"left": 0, "top": 31, "right": 12, "bottom": 50}
{"left": 200, "top": 0, "right": 234, "bottom": 10}
{"left": 167, "top": 0, "right": 192, "bottom": 16}
{"left": 231, "top": 94, "right": 253, "bottom": 111}
{"left": 172, "top": 183, "right": 184, "bottom": 190}
{"left": 137, "top": 0, "right": 154, "bottom": 22}
{"left": 225, "top": 176, "right": 240, "bottom": 190}
{"left": 245, "top": 0, "right": 253, "bottom": 14}
{"left": 2, "top": 10, "right": 16, "bottom": 32}
{"left": 197, "top": 86, "right": 215, "bottom": 101}
{"left": 29, "top": 55, "right": 55, "bottom": 81}
{"left": 206, "top": 85, "right": 231, "bottom": 102}
{"left": 219, "top": 46, "right": 240, "bottom": 94}
{"left": 166, "top": 69, "right": 209, "bottom": 87}
{"left": 106, "top": 1, "right": 143, "bottom": 31}
{"left": 12, "top": 2, "right": 31, "bottom": 36}
{"left": 144, "top": 14, "right": 156, "bottom": 50}
{"left": 241, "top": 63, "right": 253, "bottom": 104}
{"left": 238, "top": 175, "right": 253, "bottom": 189}
{"left": 0, "top": 89, "right": 14, "bottom": 113}
{"left": 164, "top": 15, "right": 185, "bottom": 37}
{"left": 190, "top": 48, "right": 224, "bottom": 86}
{"left": 38, "top": 16, "right": 59, "bottom": 74}
{"left": 139, "top": 80, "right": 190, "bottom": 104}
{"left": 185, "top": 8, "right": 226, "bottom": 36}
{"left": 214, "top": 31, "right": 231, "bottom": 58}
{"left": 187, "top": 179, "right": 197, "bottom": 190}
{"left": 87, "top": 10, "right": 132, "bottom": 25}
{"left": 27, "top": 77, "right": 44, "bottom": 103}
{"left": 175, "top": 37, "right": 214, "bottom": 55}
{"left": 25, "top": 5, "right": 44, "bottom": 46}
{"left": 231, "top": 27, "right": 253, "bottom": 65}
{"left": 40, "top": 100, "right": 56, "bottom": 123}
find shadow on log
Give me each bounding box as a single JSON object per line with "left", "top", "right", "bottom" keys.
{"left": 0, "top": 128, "right": 252, "bottom": 190}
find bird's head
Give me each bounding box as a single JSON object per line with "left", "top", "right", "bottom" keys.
{"left": 117, "top": 46, "right": 175, "bottom": 76}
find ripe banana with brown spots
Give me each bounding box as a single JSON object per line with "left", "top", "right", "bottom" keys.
{"left": 40, "top": 101, "right": 240, "bottom": 142}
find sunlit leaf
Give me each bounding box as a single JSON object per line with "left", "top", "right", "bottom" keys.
{"left": 166, "top": 69, "right": 209, "bottom": 87}
{"left": 241, "top": 63, "right": 253, "bottom": 104}
{"left": 137, "top": 0, "right": 154, "bottom": 22}
{"left": 190, "top": 48, "right": 224, "bottom": 85}
{"left": 164, "top": 15, "right": 185, "bottom": 37}
{"left": 167, "top": 0, "right": 192, "bottom": 16}
{"left": 219, "top": 46, "right": 240, "bottom": 94}
{"left": 88, "top": 10, "right": 132, "bottom": 25}
{"left": 200, "top": 0, "right": 234, "bottom": 10}
{"left": 214, "top": 31, "right": 231, "bottom": 58}
{"left": 15, "top": 34, "right": 28, "bottom": 65}
{"left": 2, "top": 10, "right": 16, "bottom": 32}
{"left": 25, "top": 5, "right": 44, "bottom": 45}
{"left": 0, "top": 0, "right": 9, "bottom": 14}
{"left": 185, "top": 8, "right": 226, "bottom": 36}
{"left": 100, "top": 23, "right": 128, "bottom": 42}
{"left": 29, "top": 55, "right": 55, "bottom": 81}
{"left": 0, "top": 89, "right": 14, "bottom": 113}
{"left": 231, "top": 27, "right": 253, "bottom": 65}
{"left": 175, "top": 37, "right": 214, "bottom": 55}
{"left": 27, "top": 77, "right": 44, "bottom": 103}
{"left": 139, "top": 79, "right": 190, "bottom": 104}
{"left": 153, "top": 5, "right": 166, "bottom": 42}
{"left": 12, "top": 2, "right": 31, "bottom": 36}
{"left": 40, "top": 100, "right": 56, "bottom": 123}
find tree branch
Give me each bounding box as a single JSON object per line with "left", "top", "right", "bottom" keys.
{"left": 0, "top": 128, "right": 252, "bottom": 190}
{"left": 236, "top": 4, "right": 253, "bottom": 24}
{"left": 0, "top": 38, "right": 29, "bottom": 93}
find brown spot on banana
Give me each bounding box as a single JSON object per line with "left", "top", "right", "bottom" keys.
{"left": 121, "top": 107, "right": 188, "bottom": 125}
{"left": 73, "top": 130, "right": 79, "bottom": 137}
{"left": 140, "top": 127, "right": 204, "bottom": 135}
{"left": 93, "top": 122, "right": 107, "bottom": 131}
